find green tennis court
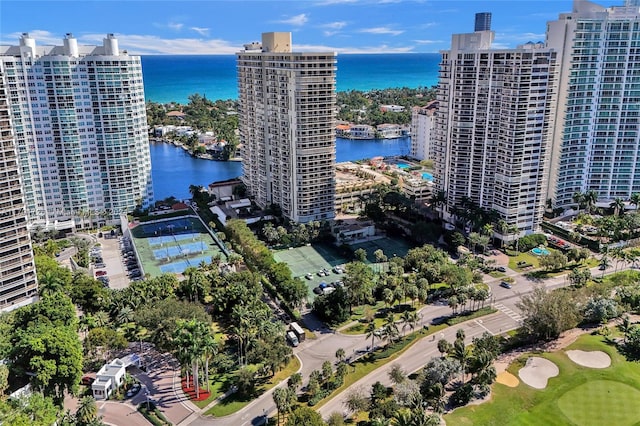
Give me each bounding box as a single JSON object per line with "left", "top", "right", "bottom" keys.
{"left": 349, "top": 237, "right": 413, "bottom": 262}
{"left": 274, "top": 244, "right": 348, "bottom": 301}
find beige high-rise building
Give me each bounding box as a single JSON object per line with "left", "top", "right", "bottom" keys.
{"left": 434, "top": 19, "right": 559, "bottom": 240}
{"left": 237, "top": 32, "right": 336, "bottom": 223}
{"left": 0, "top": 72, "right": 38, "bottom": 311}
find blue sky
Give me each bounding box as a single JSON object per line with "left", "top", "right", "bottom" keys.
{"left": 1, "top": 0, "right": 579, "bottom": 54}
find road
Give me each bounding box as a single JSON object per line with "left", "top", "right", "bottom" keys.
{"left": 184, "top": 257, "right": 633, "bottom": 425}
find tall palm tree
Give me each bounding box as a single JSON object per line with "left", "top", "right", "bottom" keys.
{"left": 430, "top": 190, "right": 447, "bottom": 219}
{"left": 630, "top": 193, "right": 640, "bottom": 211}
{"left": 610, "top": 197, "right": 626, "bottom": 216}
{"left": 201, "top": 332, "right": 217, "bottom": 392}
{"left": 335, "top": 348, "right": 346, "bottom": 363}
{"left": 365, "top": 322, "right": 379, "bottom": 353}
{"left": 573, "top": 191, "right": 585, "bottom": 213}
{"left": 584, "top": 190, "right": 599, "bottom": 214}
{"left": 599, "top": 256, "right": 611, "bottom": 277}
{"left": 383, "top": 315, "right": 399, "bottom": 345}
{"left": 400, "top": 310, "right": 419, "bottom": 337}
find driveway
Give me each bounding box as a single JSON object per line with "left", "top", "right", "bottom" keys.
{"left": 98, "top": 401, "right": 148, "bottom": 426}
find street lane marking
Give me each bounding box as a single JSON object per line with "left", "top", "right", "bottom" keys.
{"left": 474, "top": 319, "right": 495, "bottom": 336}
{"left": 494, "top": 303, "right": 523, "bottom": 322}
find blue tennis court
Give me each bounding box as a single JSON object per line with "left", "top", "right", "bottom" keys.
{"left": 148, "top": 232, "right": 202, "bottom": 247}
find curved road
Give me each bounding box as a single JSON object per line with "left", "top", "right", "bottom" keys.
{"left": 183, "top": 258, "right": 632, "bottom": 425}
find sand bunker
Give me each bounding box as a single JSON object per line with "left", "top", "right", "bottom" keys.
{"left": 518, "top": 357, "right": 559, "bottom": 389}
{"left": 566, "top": 350, "right": 611, "bottom": 369}
{"left": 496, "top": 371, "right": 519, "bottom": 388}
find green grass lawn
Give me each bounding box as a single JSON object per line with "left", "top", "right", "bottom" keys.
{"left": 205, "top": 356, "right": 301, "bottom": 416}
{"left": 445, "top": 334, "right": 640, "bottom": 426}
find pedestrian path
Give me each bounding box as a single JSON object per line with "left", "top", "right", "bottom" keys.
{"left": 494, "top": 303, "right": 523, "bottom": 322}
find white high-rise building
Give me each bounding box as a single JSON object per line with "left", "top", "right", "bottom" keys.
{"left": 0, "top": 72, "right": 38, "bottom": 311}
{"left": 0, "top": 33, "right": 153, "bottom": 230}
{"left": 434, "top": 23, "right": 559, "bottom": 239}
{"left": 237, "top": 32, "right": 336, "bottom": 223}
{"left": 548, "top": 0, "right": 640, "bottom": 208}
{"left": 410, "top": 101, "right": 438, "bottom": 161}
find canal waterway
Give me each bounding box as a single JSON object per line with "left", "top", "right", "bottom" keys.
{"left": 150, "top": 137, "right": 411, "bottom": 200}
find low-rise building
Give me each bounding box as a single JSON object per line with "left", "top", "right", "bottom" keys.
{"left": 92, "top": 359, "right": 126, "bottom": 400}
{"left": 380, "top": 104, "right": 405, "bottom": 113}
{"left": 376, "top": 123, "right": 403, "bottom": 139}
{"left": 349, "top": 125, "right": 376, "bottom": 139}
{"left": 333, "top": 218, "right": 376, "bottom": 245}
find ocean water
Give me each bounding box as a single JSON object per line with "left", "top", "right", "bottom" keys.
{"left": 141, "top": 53, "right": 440, "bottom": 104}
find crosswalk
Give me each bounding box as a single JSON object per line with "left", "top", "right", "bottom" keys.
{"left": 494, "top": 303, "right": 523, "bottom": 322}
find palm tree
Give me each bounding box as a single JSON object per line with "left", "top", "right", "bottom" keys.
{"left": 383, "top": 315, "right": 399, "bottom": 345}
{"left": 287, "top": 372, "right": 302, "bottom": 392}
{"left": 573, "top": 191, "right": 585, "bottom": 213}
{"left": 610, "top": 197, "right": 626, "bottom": 216}
{"left": 599, "top": 256, "right": 611, "bottom": 277}
{"left": 437, "top": 339, "right": 451, "bottom": 357}
{"left": 335, "top": 348, "right": 346, "bottom": 363}
{"left": 273, "top": 387, "right": 292, "bottom": 426}
{"left": 451, "top": 339, "right": 471, "bottom": 384}
{"left": 430, "top": 190, "right": 447, "bottom": 219}
{"left": 38, "top": 270, "right": 67, "bottom": 296}
{"left": 365, "top": 322, "right": 379, "bottom": 352}
{"left": 75, "top": 396, "right": 98, "bottom": 425}
{"left": 201, "top": 332, "right": 217, "bottom": 392}
{"left": 584, "top": 189, "right": 599, "bottom": 214}
{"left": 400, "top": 310, "right": 419, "bottom": 337}
{"left": 630, "top": 192, "right": 640, "bottom": 211}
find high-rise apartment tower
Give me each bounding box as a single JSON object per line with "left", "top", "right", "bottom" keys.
{"left": 547, "top": 0, "right": 640, "bottom": 208}
{"left": 0, "top": 74, "right": 38, "bottom": 311}
{"left": 0, "top": 33, "right": 153, "bottom": 230}
{"left": 434, "top": 23, "right": 559, "bottom": 240}
{"left": 237, "top": 32, "right": 336, "bottom": 222}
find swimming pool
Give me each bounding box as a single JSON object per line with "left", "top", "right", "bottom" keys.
{"left": 397, "top": 163, "right": 411, "bottom": 170}
{"left": 422, "top": 172, "right": 434, "bottom": 181}
{"left": 531, "top": 247, "right": 550, "bottom": 256}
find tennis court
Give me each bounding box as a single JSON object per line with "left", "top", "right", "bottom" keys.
{"left": 274, "top": 244, "right": 348, "bottom": 301}
{"left": 130, "top": 215, "right": 225, "bottom": 276}
{"left": 350, "top": 237, "right": 413, "bottom": 262}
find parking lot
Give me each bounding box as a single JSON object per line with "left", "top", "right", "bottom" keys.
{"left": 92, "top": 234, "right": 142, "bottom": 289}
{"left": 273, "top": 244, "right": 347, "bottom": 301}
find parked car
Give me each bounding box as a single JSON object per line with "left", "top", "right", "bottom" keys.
{"left": 499, "top": 281, "right": 512, "bottom": 289}
{"left": 305, "top": 273, "right": 313, "bottom": 280}
{"left": 95, "top": 270, "right": 107, "bottom": 277}
{"left": 126, "top": 383, "right": 141, "bottom": 398}
{"left": 497, "top": 266, "right": 507, "bottom": 272}
{"left": 80, "top": 375, "right": 94, "bottom": 385}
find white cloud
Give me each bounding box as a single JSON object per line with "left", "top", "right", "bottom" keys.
{"left": 191, "top": 27, "right": 210, "bottom": 37}
{"left": 4, "top": 30, "right": 62, "bottom": 45}
{"left": 413, "top": 39, "right": 443, "bottom": 45}
{"left": 321, "top": 21, "right": 348, "bottom": 30}
{"left": 275, "top": 14, "right": 309, "bottom": 26}
{"left": 314, "top": 0, "right": 358, "bottom": 5}
{"left": 167, "top": 22, "right": 184, "bottom": 31}
{"left": 359, "top": 27, "right": 404, "bottom": 36}
{"left": 295, "top": 43, "right": 414, "bottom": 54}
{"left": 79, "top": 33, "right": 239, "bottom": 55}
{"left": 495, "top": 32, "right": 546, "bottom": 44}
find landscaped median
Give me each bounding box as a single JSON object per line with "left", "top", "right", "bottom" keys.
{"left": 203, "top": 356, "right": 301, "bottom": 417}
{"left": 311, "top": 307, "right": 497, "bottom": 411}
